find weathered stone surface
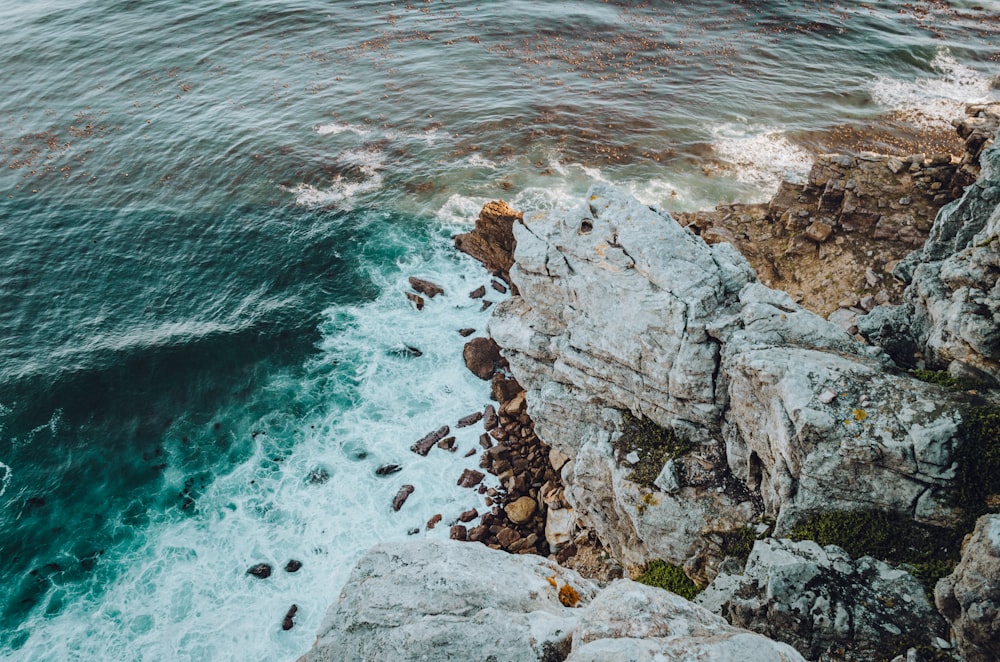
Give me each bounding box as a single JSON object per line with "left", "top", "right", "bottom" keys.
{"left": 300, "top": 541, "right": 598, "bottom": 662}
{"left": 862, "top": 138, "right": 1000, "bottom": 383}
{"left": 463, "top": 337, "right": 502, "bottom": 380}
{"left": 722, "top": 286, "right": 968, "bottom": 531}
{"left": 935, "top": 514, "right": 1000, "bottom": 662}
{"left": 489, "top": 183, "right": 971, "bottom": 581}
{"left": 453, "top": 200, "right": 523, "bottom": 288}
{"left": 568, "top": 580, "right": 804, "bottom": 661}
{"left": 300, "top": 541, "right": 801, "bottom": 662}
{"left": 697, "top": 538, "right": 946, "bottom": 661}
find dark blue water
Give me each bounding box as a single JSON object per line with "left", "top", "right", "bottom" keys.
{"left": 1, "top": 1, "right": 997, "bottom": 659}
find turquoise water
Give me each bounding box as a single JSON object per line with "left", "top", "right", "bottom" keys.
{"left": 1, "top": 1, "right": 997, "bottom": 659}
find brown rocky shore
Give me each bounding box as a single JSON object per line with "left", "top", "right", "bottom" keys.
{"left": 302, "top": 103, "right": 1000, "bottom": 662}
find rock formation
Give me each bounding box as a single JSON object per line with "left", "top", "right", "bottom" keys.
{"left": 860, "top": 132, "right": 1000, "bottom": 385}
{"left": 489, "top": 182, "right": 972, "bottom": 580}
{"left": 697, "top": 538, "right": 947, "bottom": 660}
{"left": 675, "top": 103, "right": 999, "bottom": 318}
{"left": 299, "top": 540, "right": 804, "bottom": 662}
{"left": 935, "top": 514, "right": 1000, "bottom": 662}
{"left": 453, "top": 200, "right": 523, "bottom": 290}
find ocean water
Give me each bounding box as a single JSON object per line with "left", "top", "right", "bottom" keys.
{"left": 1, "top": 1, "right": 997, "bottom": 659}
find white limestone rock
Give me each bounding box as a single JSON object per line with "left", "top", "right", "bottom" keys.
{"left": 299, "top": 540, "right": 597, "bottom": 662}
{"left": 568, "top": 580, "right": 804, "bottom": 662}
{"left": 490, "top": 183, "right": 970, "bottom": 576}
{"left": 300, "top": 541, "right": 805, "bottom": 662}
{"left": 697, "top": 538, "right": 947, "bottom": 661}
{"left": 862, "top": 140, "right": 1000, "bottom": 383}
{"left": 935, "top": 514, "right": 1000, "bottom": 662}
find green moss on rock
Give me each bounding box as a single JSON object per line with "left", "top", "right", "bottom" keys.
{"left": 613, "top": 412, "right": 692, "bottom": 488}
{"left": 635, "top": 560, "right": 702, "bottom": 600}
{"left": 788, "top": 509, "right": 963, "bottom": 596}
{"left": 951, "top": 405, "right": 1000, "bottom": 518}
{"left": 912, "top": 369, "right": 979, "bottom": 390}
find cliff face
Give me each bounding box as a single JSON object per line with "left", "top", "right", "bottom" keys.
{"left": 861, "top": 140, "right": 1000, "bottom": 385}
{"left": 489, "top": 183, "right": 972, "bottom": 580}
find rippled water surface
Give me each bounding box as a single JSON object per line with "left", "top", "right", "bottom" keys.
{"left": 1, "top": 1, "right": 998, "bottom": 659}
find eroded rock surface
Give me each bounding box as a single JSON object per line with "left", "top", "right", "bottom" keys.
{"left": 861, "top": 134, "right": 1000, "bottom": 384}
{"left": 299, "top": 540, "right": 804, "bottom": 662}
{"left": 490, "top": 183, "right": 968, "bottom": 579}
{"left": 697, "top": 538, "right": 947, "bottom": 661}
{"left": 453, "top": 200, "right": 523, "bottom": 289}
{"left": 935, "top": 514, "right": 1000, "bottom": 662}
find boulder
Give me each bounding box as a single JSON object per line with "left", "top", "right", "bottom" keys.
{"left": 247, "top": 563, "right": 272, "bottom": 579}
{"left": 463, "top": 337, "right": 502, "bottom": 380}
{"left": 697, "top": 538, "right": 946, "bottom": 661}
{"left": 299, "top": 540, "right": 598, "bottom": 662}
{"left": 935, "top": 514, "right": 1000, "bottom": 662}
{"left": 408, "top": 276, "right": 444, "bottom": 298}
{"left": 505, "top": 495, "right": 537, "bottom": 524}
{"left": 391, "top": 485, "right": 414, "bottom": 511}
{"left": 453, "top": 200, "right": 523, "bottom": 288}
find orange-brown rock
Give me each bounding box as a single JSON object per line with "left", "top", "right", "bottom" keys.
{"left": 453, "top": 200, "right": 523, "bottom": 290}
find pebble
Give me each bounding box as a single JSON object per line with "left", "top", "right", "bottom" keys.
{"left": 284, "top": 559, "right": 302, "bottom": 573}
{"left": 818, "top": 389, "right": 837, "bottom": 404}
{"left": 625, "top": 451, "right": 640, "bottom": 465}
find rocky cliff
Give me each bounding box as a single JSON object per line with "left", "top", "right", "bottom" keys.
{"left": 488, "top": 182, "right": 977, "bottom": 581}
{"left": 302, "top": 110, "right": 1000, "bottom": 661}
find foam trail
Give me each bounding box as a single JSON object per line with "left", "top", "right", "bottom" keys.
{"left": 0, "top": 461, "right": 10, "bottom": 498}
{"left": 711, "top": 125, "right": 813, "bottom": 196}
{"left": 315, "top": 122, "right": 373, "bottom": 137}
{"left": 868, "top": 49, "right": 995, "bottom": 127}
{"left": 8, "top": 224, "right": 502, "bottom": 661}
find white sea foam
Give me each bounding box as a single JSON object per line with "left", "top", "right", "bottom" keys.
{"left": 710, "top": 125, "right": 813, "bottom": 197}
{"left": 315, "top": 122, "right": 373, "bottom": 137}
{"left": 10, "top": 229, "right": 501, "bottom": 661}
{"left": 288, "top": 147, "right": 386, "bottom": 208}
{"left": 0, "top": 461, "right": 11, "bottom": 498}
{"left": 868, "top": 49, "right": 995, "bottom": 127}
{"left": 434, "top": 193, "right": 490, "bottom": 225}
